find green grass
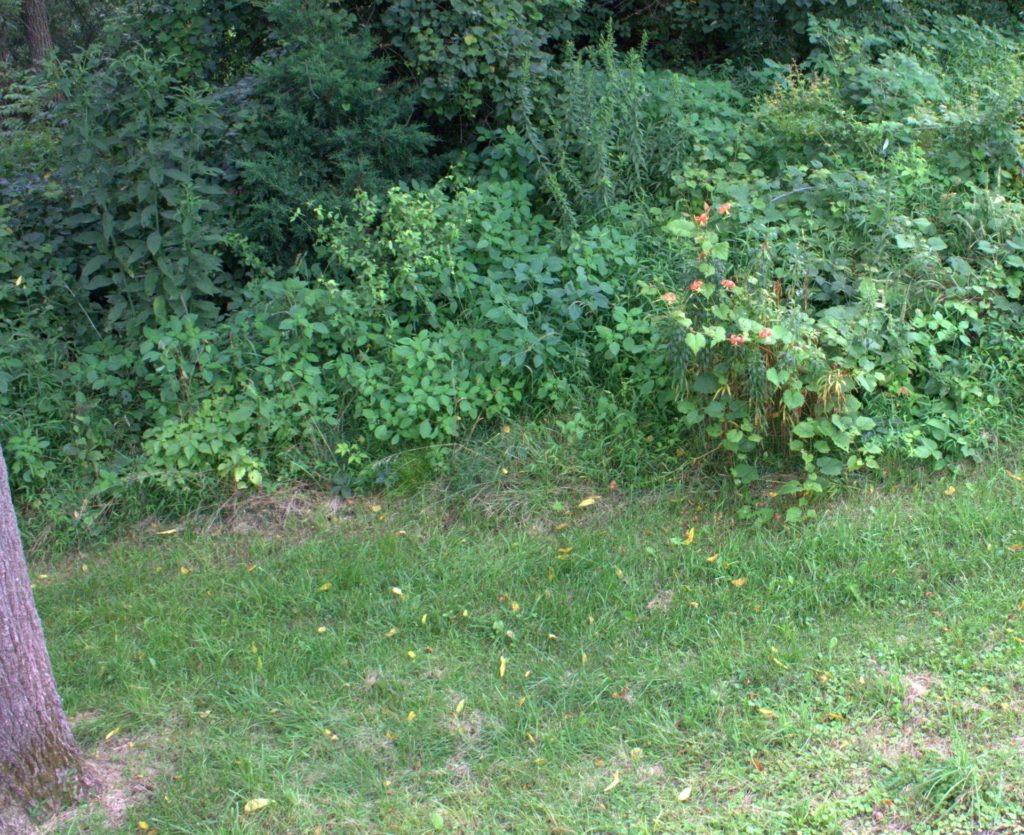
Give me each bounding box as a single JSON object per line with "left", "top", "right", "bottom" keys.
{"left": 32, "top": 462, "right": 1024, "bottom": 833}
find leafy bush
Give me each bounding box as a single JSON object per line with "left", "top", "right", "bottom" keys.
{"left": 380, "top": 0, "right": 582, "bottom": 120}
{"left": 228, "top": 1, "right": 435, "bottom": 259}
{"left": 507, "top": 29, "right": 752, "bottom": 225}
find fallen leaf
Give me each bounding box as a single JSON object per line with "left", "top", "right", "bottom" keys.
{"left": 318, "top": 582, "right": 332, "bottom": 592}
{"left": 137, "top": 823, "right": 150, "bottom": 831}
{"left": 1007, "top": 469, "right": 1023, "bottom": 481}
{"left": 391, "top": 587, "right": 405, "bottom": 598}
{"left": 243, "top": 798, "right": 271, "bottom": 814}
{"left": 611, "top": 685, "right": 629, "bottom": 699}
{"left": 614, "top": 567, "right": 625, "bottom": 580}
{"left": 677, "top": 786, "right": 692, "bottom": 803}
{"left": 104, "top": 727, "right": 121, "bottom": 741}
{"left": 683, "top": 528, "right": 695, "bottom": 546}
{"left": 578, "top": 495, "right": 600, "bottom": 509}
{"left": 554, "top": 522, "right": 569, "bottom": 531}
{"left": 407, "top": 651, "right": 416, "bottom": 659}
{"left": 771, "top": 656, "right": 788, "bottom": 669}
{"left": 385, "top": 627, "right": 398, "bottom": 637}
{"left": 455, "top": 699, "right": 465, "bottom": 715}
{"left": 499, "top": 656, "right": 507, "bottom": 678}
{"left": 370, "top": 504, "right": 382, "bottom": 513}
{"left": 407, "top": 711, "right": 416, "bottom": 721}
{"left": 1010, "top": 544, "right": 1023, "bottom": 552}
{"left": 510, "top": 601, "right": 521, "bottom": 613}
{"left": 731, "top": 577, "right": 748, "bottom": 588}
{"left": 179, "top": 566, "right": 190, "bottom": 575}
{"left": 603, "top": 772, "right": 621, "bottom": 793}
{"left": 757, "top": 707, "right": 777, "bottom": 718}
{"left": 706, "top": 553, "right": 719, "bottom": 563}
{"left": 944, "top": 485, "right": 956, "bottom": 496}
{"left": 751, "top": 756, "right": 765, "bottom": 772}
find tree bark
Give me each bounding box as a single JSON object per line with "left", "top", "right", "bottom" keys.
{"left": 0, "top": 445, "right": 90, "bottom": 816}
{"left": 21, "top": 0, "right": 54, "bottom": 65}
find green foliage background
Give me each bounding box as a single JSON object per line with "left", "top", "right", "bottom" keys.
{"left": 2, "top": 0, "right": 1024, "bottom": 535}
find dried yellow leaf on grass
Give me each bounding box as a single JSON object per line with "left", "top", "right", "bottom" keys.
{"left": 1007, "top": 469, "right": 1023, "bottom": 482}
{"left": 318, "top": 582, "right": 332, "bottom": 592}
{"left": 385, "top": 627, "right": 398, "bottom": 637}
{"left": 390, "top": 587, "right": 405, "bottom": 598}
{"left": 407, "top": 711, "right": 416, "bottom": 722}
{"left": 455, "top": 699, "right": 465, "bottom": 715}
{"left": 243, "top": 798, "right": 271, "bottom": 814}
{"left": 677, "top": 786, "right": 692, "bottom": 803}
{"left": 603, "top": 772, "right": 621, "bottom": 793}
{"left": 104, "top": 727, "right": 121, "bottom": 741}
{"left": 137, "top": 823, "right": 149, "bottom": 831}
{"left": 578, "top": 495, "right": 600, "bottom": 509}
{"left": 499, "top": 656, "right": 507, "bottom": 678}
{"left": 179, "top": 566, "right": 190, "bottom": 575}
{"left": 317, "top": 626, "right": 327, "bottom": 634}
{"left": 1009, "top": 544, "right": 1024, "bottom": 552}
{"left": 683, "top": 528, "right": 695, "bottom": 546}
{"left": 370, "top": 504, "right": 382, "bottom": 513}
{"left": 944, "top": 485, "right": 956, "bottom": 496}
{"left": 731, "top": 577, "right": 748, "bottom": 588}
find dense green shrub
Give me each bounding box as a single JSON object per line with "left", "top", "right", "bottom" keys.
{"left": 508, "top": 28, "right": 753, "bottom": 225}
{"left": 228, "top": 1, "right": 435, "bottom": 259}
{"left": 380, "top": 0, "right": 582, "bottom": 120}
{"left": 3, "top": 0, "right": 1024, "bottom": 526}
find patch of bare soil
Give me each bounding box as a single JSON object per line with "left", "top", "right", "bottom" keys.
{"left": 193, "top": 488, "right": 356, "bottom": 537}
{"left": 35, "top": 738, "right": 157, "bottom": 834}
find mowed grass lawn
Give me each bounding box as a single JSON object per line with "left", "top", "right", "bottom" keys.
{"left": 31, "top": 463, "right": 1024, "bottom": 833}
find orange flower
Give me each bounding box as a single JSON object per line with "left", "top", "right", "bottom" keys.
{"left": 717, "top": 202, "right": 731, "bottom": 216}
{"left": 759, "top": 328, "right": 772, "bottom": 340}
{"left": 694, "top": 212, "right": 710, "bottom": 227}
{"left": 661, "top": 292, "right": 678, "bottom": 304}
{"left": 720, "top": 279, "right": 736, "bottom": 290}
{"left": 728, "top": 333, "right": 746, "bottom": 346}
{"left": 689, "top": 280, "right": 703, "bottom": 292}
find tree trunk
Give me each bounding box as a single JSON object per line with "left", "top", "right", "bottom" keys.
{"left": 0, "top": 445, "right": 90, "bottom": 816}
{"left": 21, "top": 0, "right": 54, "bottom": 65}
